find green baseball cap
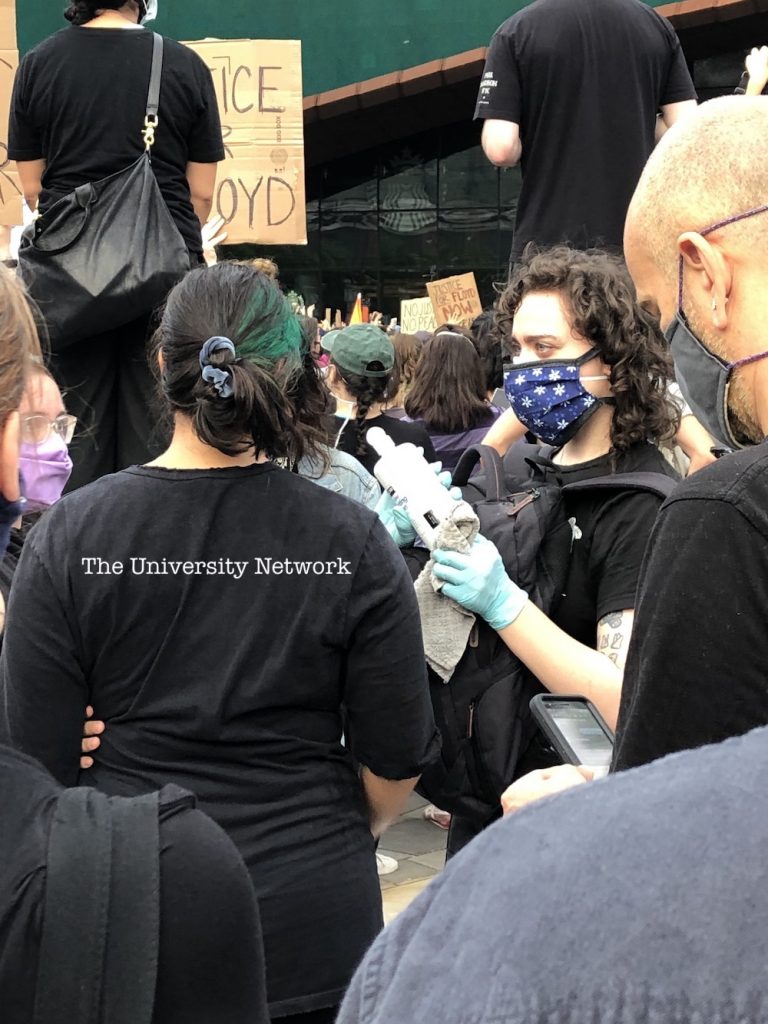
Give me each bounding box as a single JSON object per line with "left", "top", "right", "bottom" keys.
{"left": 321, "top": 323, "right": 394, "bottom": 378}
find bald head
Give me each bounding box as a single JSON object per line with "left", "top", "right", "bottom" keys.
{"left": 626, "top": 96, "right": 768, "bottom": 278}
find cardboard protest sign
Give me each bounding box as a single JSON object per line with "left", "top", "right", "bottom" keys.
{"left": 0, "top": 0, "right": 16, "bottom": 50}
{"left": 400, "top": 296, "right": 437, "bottom": 334}
{"left": 427, "top": 273, "right": 483, "bottom": 328}
{"left": 0, "top": 0, "right": 22, "bottom": 228}
{"left": 184, "top": 38, "right": 306, "bottom": 245}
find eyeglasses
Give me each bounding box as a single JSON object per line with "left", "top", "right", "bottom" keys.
{"left": 21, "top": 413, "right": 77, "bottom": 446}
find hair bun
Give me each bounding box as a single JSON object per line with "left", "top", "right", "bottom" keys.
{"left": 64, "top": 1, "right": 103, "bottom": 25}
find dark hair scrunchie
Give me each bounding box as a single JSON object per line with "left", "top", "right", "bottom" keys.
{"left": 199, "top": 336, "right": 236, "bottom": 399}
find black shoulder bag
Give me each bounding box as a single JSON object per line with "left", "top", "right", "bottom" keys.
{"left": 17, "top": 33, "right": 191, "bottom": 352}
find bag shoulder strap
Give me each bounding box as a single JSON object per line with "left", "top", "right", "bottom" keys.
{"left": 34, "top": 788, "right": 161, "bottom": 1024}
{"left": 147, "top": 33, "right": 164, "bottom": 118}
{"left": 141, "top": 33, "right": 164, "bottom": 150}
{"left": 562, "top": 471, "right": 678, "bottom": 502}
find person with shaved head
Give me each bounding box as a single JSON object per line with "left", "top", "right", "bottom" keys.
{"left": 613, "top": 95, "right": 768, "bottom": 769}
{"left": 332, "top": 98, "right": 768, "bottom": 1024}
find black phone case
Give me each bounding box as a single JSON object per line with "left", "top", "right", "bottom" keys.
{"left": 529, "top": 694, "right": 614, "bottom": 765}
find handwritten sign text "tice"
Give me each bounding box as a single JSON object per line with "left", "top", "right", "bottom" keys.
{"left": 184, "top": 39, "right": 306, "bottom": 246}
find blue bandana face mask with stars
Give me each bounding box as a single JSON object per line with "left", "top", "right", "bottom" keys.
{"left": 503, "top": 346, "right": 609, "bottom": 447}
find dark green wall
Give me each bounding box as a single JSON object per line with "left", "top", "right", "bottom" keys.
{"left": 16, "top": 1, "right": 669, "bottom": 96}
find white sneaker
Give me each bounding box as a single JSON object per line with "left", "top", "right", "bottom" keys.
{"left": 376, "top": 852, "right": 398, "bottom": 876}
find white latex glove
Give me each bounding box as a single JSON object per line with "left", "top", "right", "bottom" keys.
{"left": 201, "top": 215, "right": 228, "bottom": 267}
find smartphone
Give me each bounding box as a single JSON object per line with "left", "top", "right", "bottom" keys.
{"left": 530, "top": 694, "right": 614, "bottom": 773}
{"left": 491, "top": 387, "right": 510, "bottom": 411}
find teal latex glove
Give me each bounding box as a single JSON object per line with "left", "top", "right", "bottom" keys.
{"left": 375, "top": 489, "right": 418, "bottom": 547}
{"left": 374, "top": 461, "right": 462, "bottom": 548}
{"left": 431, "top": 534, "right": 528, "bottom": 630}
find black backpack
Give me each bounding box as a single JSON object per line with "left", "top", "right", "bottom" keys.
{"left": 32, "top": 786, "right": 184, "bottom": 1024}
{"left": 415, "top": 443, "right": 677, "bottom": 824}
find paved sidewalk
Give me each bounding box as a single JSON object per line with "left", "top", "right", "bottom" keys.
{"left": 379, "top": 791, "right": 447, "bottom": 924}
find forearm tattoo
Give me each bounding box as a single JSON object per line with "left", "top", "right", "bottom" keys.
{"left": 598, "top": 611, "right": 626, "bottom": 664}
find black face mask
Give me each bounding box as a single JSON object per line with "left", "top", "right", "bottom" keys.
{"left": 666, "top": 202, "right": 768, "bottom": 449}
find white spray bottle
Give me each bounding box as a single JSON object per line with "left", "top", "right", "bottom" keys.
{"left": 367, "top": 426, "right": 458, "bottom": 549}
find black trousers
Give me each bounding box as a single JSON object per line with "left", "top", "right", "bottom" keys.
{"left": 50, "top": 313, "right": 169, "bottom": 492}
{"left": 446, "top": 809, "right": 501, "bottom": 861}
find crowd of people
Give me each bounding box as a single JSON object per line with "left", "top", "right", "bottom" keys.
{"left": 2, "top": 0, "right": 768, "bottom": 1022}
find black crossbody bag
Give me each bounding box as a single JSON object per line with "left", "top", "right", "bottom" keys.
{"left": 17, "top": 33, "right": 191, "bottom": 351}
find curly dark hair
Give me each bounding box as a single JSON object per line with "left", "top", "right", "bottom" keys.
{"left": 494, "top": 246, "right": 679, "bottom": 454}
{"left": 470, "top": 309, "right": 504, "bottom": 393}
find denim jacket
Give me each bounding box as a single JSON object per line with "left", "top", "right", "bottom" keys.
{"left": 297, "top": 446, "right": 381, "bottom": 510}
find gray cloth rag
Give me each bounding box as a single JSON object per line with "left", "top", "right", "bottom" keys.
{"left": 414, "top": 500, "right": 480, "bottom": 682}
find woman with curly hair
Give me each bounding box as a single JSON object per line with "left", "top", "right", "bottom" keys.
{"left": 428, "top": 247, "right": 681, "bottom": 854}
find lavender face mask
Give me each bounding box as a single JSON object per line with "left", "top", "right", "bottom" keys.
{"left": 19, "top": 434, "right": 73, "bottom": 511}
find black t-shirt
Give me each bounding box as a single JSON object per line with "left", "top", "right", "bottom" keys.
{"left": 0, "top": 463, "right": 439, "bottom": 1017}
{"left": 475, "top": 0, "right": 696, "bottom": 260}
{"left": 0, "top": 745, "right": 268, "bottom": 1024}
{"left": 329, "top": 412, "right": 437, "bottom": 475}
{"left": 613, "top": 443, "right": 768, "bottom": 772}
{"left": 9, "top": 28, "right": 224, "bottom": 257}
{"left": 541, "top": 444, "right": 678, "bottom": 646}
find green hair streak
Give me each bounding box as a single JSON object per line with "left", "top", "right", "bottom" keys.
{"left": 236, "top": 290, "right": 303, "bottom": 369}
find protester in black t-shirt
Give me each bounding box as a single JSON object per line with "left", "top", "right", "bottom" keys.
{"left": 492, "top": 101, "right": 768, "bottom": 814}
{"left": 0, "top": 263, "right": 439, "bottom": 1023}
{"left": 420, "top": 248, "right": 679, "bottom": 853}
{"left": 609, "top": 98, "right": 768, "bottom": 770}
{"left": 323, "top": 323, "right": 436, "bottom": 473}
{"left": 9, "top": 0, "right": 224, "bottom": 490}
{"left": 0, "top": 265, "right": 268, "bottom": 1024}
{"left": 475, "top": 0, "right": 697, "bottom": 263}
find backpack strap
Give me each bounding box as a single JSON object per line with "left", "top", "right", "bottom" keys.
{"left": 101, "top": 791, "right": 161, "bottom": 1024}
{"left": 562, "top": 471, "right": 678, "bottom": 502}
{"left": 34, "top": 788, "right": 160, "bottom": 1024}
{"left": 452, "top": 444, "right": 507, "bottom": 499}
{"left": 500, "top": 441, "right": 556, "bottom": 484}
